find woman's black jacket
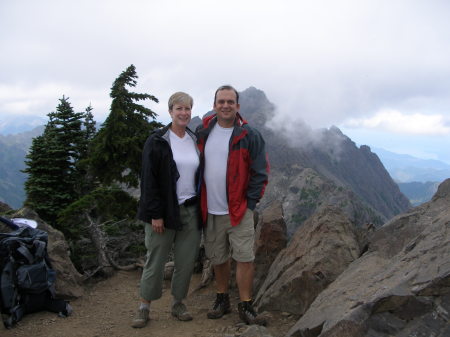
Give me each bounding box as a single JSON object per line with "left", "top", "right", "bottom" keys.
{"left": 137, "top": 124, "right": 199, "bottom": 230}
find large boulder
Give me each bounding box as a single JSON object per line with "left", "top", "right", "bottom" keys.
{"left": 254, "top": 205, "right": 364, "bottom": 316}
{"left": 253, "top": 201, "right": 287, "bottom": 293}
{"left": 12, "top": 208, "right": 84, "bottom": 299}
{"left": 286, "top": 178, "right": 450, "bottom": 337}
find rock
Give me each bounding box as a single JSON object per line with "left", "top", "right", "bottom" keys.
{"left": 253, "top": 201, "right": 287, "bottom": 292}
{"left": 164, "top": 261, "right": 175, "bottom": 280}
{"left": 240, "top": 325, "right": 275, "bottom": 337}
{"left": 285, "top": 179, "right": 450, "bottom": 337}
{"left": 254, "top": 205, "right": 363, "bottom": 316}
{"left": 12, "top": 207, "right": 84, "bottom": 298}
{"left": 0, "top": 201, "right": 13, "bottom": 213}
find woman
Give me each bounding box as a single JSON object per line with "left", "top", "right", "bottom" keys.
{"left": 132, "top": 92, "right": 201, "bottom": 328}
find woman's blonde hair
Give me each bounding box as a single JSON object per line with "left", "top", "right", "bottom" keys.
{"left": 168, "top": 92, "right": 193, "bottom": 110}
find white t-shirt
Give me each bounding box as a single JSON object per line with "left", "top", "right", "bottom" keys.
{"left": 169, "top": 130, "right": 199, "bottom": 205}
{"left": 204, "top": 124, "right": 234, "bottom": 214}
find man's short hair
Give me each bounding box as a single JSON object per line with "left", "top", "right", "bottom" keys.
{"left": 168, "top": 92, "right": 194, "bottom": 110}
{"left": 214, "top": 85, "right": 239, "bottom": 104}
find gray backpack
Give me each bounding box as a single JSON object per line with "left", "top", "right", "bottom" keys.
{"left": 0, "top": 224, "right": 71, "bottom": 328}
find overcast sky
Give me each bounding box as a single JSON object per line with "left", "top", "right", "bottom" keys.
{"left": 1, "top": 0, "right": 449, "bottom": 163}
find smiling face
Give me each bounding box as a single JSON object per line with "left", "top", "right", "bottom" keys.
{"left": 214, "top": 89, "right": 240, "bottom": 128}
{"left": 169, "top": 103, "right": 192, "bottom": 129}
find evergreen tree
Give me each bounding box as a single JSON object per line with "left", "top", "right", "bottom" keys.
{"left": 76, "top": 104, "right": 97, "bottom": 195}
{"left": 81, "top": 104, "right": 97, "bottom": 157}
{"left": 24, "top": 125, "right": 72, "bottom": 224}
{"left": 23, "top": 96, "right": 89, "bottom": 226}
{"left": 89, "top": 64, "right": 161, "bottom": 187}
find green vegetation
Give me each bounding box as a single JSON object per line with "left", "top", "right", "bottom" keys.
{"left": 22, "top": 65, "right": 160, "bottom": 273}
{"left": 299, "top": 186, "right": 320, "bottom": 209}
{"left": 89, "top": 64, "right": 161, "bottom": 188}
{"left": 291, "top": 213, "right": 307, "bottom": 225}
{"left": 23, "top": 96, "right": 90, "bottom": 227}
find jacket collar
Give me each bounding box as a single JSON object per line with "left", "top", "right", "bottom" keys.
{"left": 154, "top": 123, "right": 197, "bottom": 143}
{"left": 202, "top": 112, "right": 247, "bottom": 129}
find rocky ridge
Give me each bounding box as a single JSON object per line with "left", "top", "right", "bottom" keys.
{"left": 254, "top": 178, "right": 450, "bottom": 337}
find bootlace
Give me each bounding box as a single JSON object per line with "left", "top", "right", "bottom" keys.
{"left": 243, "top": 302, "right": 257, "bottom": 318}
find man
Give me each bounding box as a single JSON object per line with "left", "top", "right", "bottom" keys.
{"left": 197, "top": 85, "right": 269, "bottom": 325}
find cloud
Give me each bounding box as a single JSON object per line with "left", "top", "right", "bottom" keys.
{"left": 1, "top": 0, "right": 450, "bottom": 131}
{"left": 343, "top": 109, "right": 450, "bottom": 135}
{"left": 0, "top": 82, "right": 111, "bottom": 120}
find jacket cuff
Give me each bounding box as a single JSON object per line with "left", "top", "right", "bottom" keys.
{"left": 247, "top": 199, "right": 257, "bottom": 210}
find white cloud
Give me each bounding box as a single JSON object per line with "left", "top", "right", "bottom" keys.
{"left": 343, "top": 109, "right": 450, "bottom": 135}
{"left": 1, "top": 0, "right": 450, "bottom": 161}
{"left": 0, "top": 82, "right": 111, "bottom": 121}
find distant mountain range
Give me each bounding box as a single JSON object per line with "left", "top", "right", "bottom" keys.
{"left": 0, "top": 125, "right": 44, "bottom": 208}
{"left": 0, "top": 114, "right": 46, "bottom": 135}
{"left": 397, "top": 181, "right": 440, "bottom": 207}
{"left": 372, "top": 147, "right": 450, "bottom": 183}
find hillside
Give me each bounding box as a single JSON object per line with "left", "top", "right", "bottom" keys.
{"left": 398, "top": 181, "right": 440, "bottom": 206}
{"left": 0, "top": 125, "right": 44, "bottom": 208}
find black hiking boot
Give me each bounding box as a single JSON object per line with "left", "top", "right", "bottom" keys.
{"left": 238, "top": 300, "right": 267, "bottom": 326}
{"left": 207, "top": 293, "right": 231, "bottom": 319}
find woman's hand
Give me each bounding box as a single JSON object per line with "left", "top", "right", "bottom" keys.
{"left": 151, "top": 218, "right": 165, "bottom": 234}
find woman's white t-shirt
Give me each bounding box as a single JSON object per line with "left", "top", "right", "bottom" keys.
{"left": 169, "top": 130, "right": 199, "bottom": 205}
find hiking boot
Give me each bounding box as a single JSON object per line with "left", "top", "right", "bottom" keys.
{"left": 131, "top": 307, "right": 150, "bottom": 328}
{"left": 207, "top": 293, "right": 231, "bottom": 319}
{"left": 171, "top": 302, "right": 193, "bottom": 321}
{"left": 238, "top": 301, "right": 267, "bottom": 326}
{"left": 58, "top": 303, "right": 73, "bottom": 318}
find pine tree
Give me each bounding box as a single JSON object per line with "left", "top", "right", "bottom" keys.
{"left": 89, "top": 64, "right": 161, "bottom": 187}
{"left": 23, "top": 96, "right": 89, "bottom": 226}
{"left": 24, "top": 125, "right": 72, "bottom": 224}
{"left": 76, "top": 104, "right": 97, "bottom": 195}
{"left": 81, "top": 104, "right": 97, "bottom": 157}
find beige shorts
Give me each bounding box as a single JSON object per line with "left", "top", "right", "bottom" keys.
{"left": 204, "top": 209, "right": 255, "bottom": 265}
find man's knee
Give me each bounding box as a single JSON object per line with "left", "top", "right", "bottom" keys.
{"left": 214, "top": 259, "right": 231, "bottom": 269}
{"left": 236, "top": 261, "right": 254, "bottom": 270}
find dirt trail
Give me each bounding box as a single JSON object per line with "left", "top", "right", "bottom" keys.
{"left": 1, "top": 270, "right": 296, "bottom": 337}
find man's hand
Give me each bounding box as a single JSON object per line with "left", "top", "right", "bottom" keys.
{"left": 151, "top": 218, "right": 165, "bottom": 234}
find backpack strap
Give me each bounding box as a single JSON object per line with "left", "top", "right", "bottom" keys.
{"left": 33, "top": 239, "right": 46, "bottom": 260}
{"left": 0, "top": 260, "right": 16, "bottom": 310}
{"left": 16, "top": 244, "right": 33, "bottom": 264}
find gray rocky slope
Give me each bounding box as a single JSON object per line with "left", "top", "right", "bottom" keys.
{"left": 253, "top": 179, "right": 449, "bottom": 337}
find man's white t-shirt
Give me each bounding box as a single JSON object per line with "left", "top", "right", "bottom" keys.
{"left": 204, "top": 124, "right": 234, "bottom": 214}
{"left": 169, "top": 130, "right": 199, "bottom": 205}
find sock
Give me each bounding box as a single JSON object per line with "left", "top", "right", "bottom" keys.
{"left": 139, "top": 302, "right": 150, "bottom": 310}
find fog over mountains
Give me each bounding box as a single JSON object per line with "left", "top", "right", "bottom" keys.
{"left": 236, "top": 88, "right": 411, "bottom": 233}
